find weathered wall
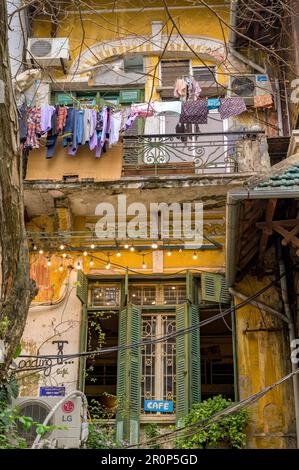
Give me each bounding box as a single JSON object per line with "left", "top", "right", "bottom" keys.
{"left": 17, "top": 270, "right": 82, "bottom": 396}
{"left": 234, "top": 275, "right": 296, "bottom": 449}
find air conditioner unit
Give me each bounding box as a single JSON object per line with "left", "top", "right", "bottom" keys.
{"left": 228, "top": 74, "right": 273, "bottom": 104}
{"left": 12, "top": 396, "right": 83, "bottom": 448}
{"left": 26, "top": 38, "right": 70, "bottom": 68}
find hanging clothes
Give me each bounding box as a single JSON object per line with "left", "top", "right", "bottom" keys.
{"left": 174, "top": 78, "right": 187, "bottom": 98}
{"left": 82, "top": 108, "right": 95, "bottom": 144}
{"left": 253, "top": 94, "right": 273, "bottom": 109}
{"left": 179, "top": 99, "right": 208, "bottom": 125}
{"left": 109, "top": 112, "right": 122, "bottom": 146}
{"left": 96, "top": 106, "right": 108, "bottom": 158}
{"left": 189, "top": 79, "right": 202, "bottom": 101}
{"left": 68, "top": 108, "right": 84, "bottom": 156}
{"left": 208, "top": 98, "right": 220, "bottom": 111}
{"left": 25, "top": 107, "right": 41, "bottom": 149}
{"left": 18, "top": 103, "right": 28, "bottom": 143}
{"left": 40, "top": 104, "right": 56, "bottom": 134}
{"left": 219, "top": 98, "right": 247, "bottom": 120}
{"left": 46, "top": 106, "right": 58, "bottom": 158}
{"left": 57, "top": 106, "right": 68, "bottom": 133}
{"left": 62, "top": 107, "right": 75, "bottom": 147}
{"left": 152, "top": 101, "right": 182, "bottom": 115}
{"left": 89, "top": 110, "right": 98, "bottom": 151}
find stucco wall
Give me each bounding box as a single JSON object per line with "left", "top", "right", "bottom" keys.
{"left": 234, "top": 275, "right": 296, "bottom": 449}
{"left": 17, "top": 270, "right": 82, "bottom": 397}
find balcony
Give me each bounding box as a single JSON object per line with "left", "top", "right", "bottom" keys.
{"left": 122, "top": 131, "right": 268, "bottom": 177}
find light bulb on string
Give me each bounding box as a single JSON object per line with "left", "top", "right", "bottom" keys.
{"left": 116, "top": 250, "right": 121, "bottom": 257}
{"left": 47, "top": 259, "right": 51, "bottom": 267}
{"left": 59, "top": 264, "right": 63, "bottom": 272}
{"left": 105, "top": 256, "right": 111, "bottom": 270}
{"left": 151, "top": 242, "right": 158, "bottom": 249}
{"left": 62, "top": 253, "right": 67, "bottom": 258}
{"left": 124, "top": 243, "right": 129, "bottom": 249}
{"left": 142, "top": 254, "right": 147, "bottom": 269}
{"left": 76, "top": 260, "right": 82, "bottom": 270}
{"left": 83, "top": 251, "right": 88, "bottom": 256}
{"left": 60, "top": 244, "right": 65, "bottom": 250}
{"left": 179, "top": 248, "right": 183, "bottom": 253}
{"left": 89, "top": 257, "right": 94, "bottom": 267}
{"left": 167, "top": 249, "right": 172, "bottom": 256}
{"left": 193, "top": 251, "right": 198, "bottom": 260}
{"left": 130, "top": 246, "right": 135, "bottom": 252}
{"left": 39, "top": 249, "right": 44, "bottom": 255}
{"left": 90, "top": 243, "right": 95, "bottom": 249}
{"left": 33, "top": 245, "right": 37, "bottom": 251}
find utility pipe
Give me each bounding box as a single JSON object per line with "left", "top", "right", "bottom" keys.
{"left": 229, "top": 288, "right": 289, "bottom": 324}
{"left": 31, "top": 390, "right": 89, "bottom": 449}
{"left": 278, "top": 257, "right": 299, "bottom": 449}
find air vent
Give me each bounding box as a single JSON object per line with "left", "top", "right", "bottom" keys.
{"left": 30, "top": 40, "right": 52, "bottom": 57}
{"left": 17, "top": 401, "right": 53, "bottom": 446}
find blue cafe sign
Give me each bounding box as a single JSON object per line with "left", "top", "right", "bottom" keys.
{"left": 144, "top": 400, "right": 174, "bottom": 413}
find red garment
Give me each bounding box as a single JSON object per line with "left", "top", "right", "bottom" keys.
{"left": 57, "top": 106, "right": 68, "bottom": 133}
{"left": 25, "top": 107, "right": 41, "bottom": 149}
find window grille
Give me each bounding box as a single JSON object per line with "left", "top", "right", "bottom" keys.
{"left": 90, "top": 286, "right": 120, "bottom": 307}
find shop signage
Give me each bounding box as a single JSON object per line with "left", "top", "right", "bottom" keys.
{"left": 39, "top": 386, "right": 65, "bottom": 397}
{"left": 144, "top": 400, "right": 173, "bottom": 413}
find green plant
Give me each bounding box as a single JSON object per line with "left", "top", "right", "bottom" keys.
{"left": 86, "top": 422, "right": 127, "bottom": 449}
{"left": 176, "top": 395, "right": 249, "bottom": 449}
{"left": 0, "top": 402, "right": 62, "bottom": 449}
{"left": 144, "top": 423, "right": 161, "bottom": 449}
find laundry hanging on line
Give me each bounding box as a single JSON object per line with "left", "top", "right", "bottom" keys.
{"left": 23, "top": 104, "right": 124, "bottom": 159}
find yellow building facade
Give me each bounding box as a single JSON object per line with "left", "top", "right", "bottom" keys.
{"left": 17, "top": 0, "right": 296, "bottom": 448}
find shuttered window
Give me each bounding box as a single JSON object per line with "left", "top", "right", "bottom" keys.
{"left": 192, "top": 66, "right": 217, "bottom": 83}
{"left": 161, "top": 59, "right": 190, "bottom": 86}
{"left": 116, "top": 303, "right": 141, "bottom": 446}
{"left": 201, "top": 273, "right": 231, "bottom": 304}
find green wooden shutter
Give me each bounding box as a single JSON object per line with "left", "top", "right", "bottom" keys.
{"left": 76, "top": 270, "right": 88, "bottom": 304}
{"left": 116, "top": 303, "right": 141, "bottom": 446}
{"left": 186, "top": 270, "right": 194, "bottom": 303}
{"left": 116, "top": 306, "right": 128, "bottom": 441}
{"left": 76, "top": 270, "right": 88, "bottom": 391}
{"left": 176, "top": 303, "right": 189, "bottom": 427}
{"left": 129, "top": 304, "right": 141, "bottom": 446}
{"left": 189, "top": 304, "right": 201, "bottom": 404}
{"left": 176, "top": 302, "right": 200, "bottom": 427}
{"left": 201, "top": 273, "right": 230, "bottom": 304}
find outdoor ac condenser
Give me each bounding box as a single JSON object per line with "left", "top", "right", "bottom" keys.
{"left": 228, "top": 74, "right": 273, "bottom": 104}
{"left": 12, "top": 396, "right": 82, "bottom": 448}
{"left": 26, "top": 38, "right": 70, "bottom": 68}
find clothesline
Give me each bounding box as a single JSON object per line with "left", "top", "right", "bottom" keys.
{"left": 18, "top": 96, "right": 251, "bottom": 160}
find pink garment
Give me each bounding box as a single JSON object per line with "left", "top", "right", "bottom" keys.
{"left": 130, "top": 103, "right": 154, "bottom": 118}
{"left": 174, "top": 78, "right": 187, "bottom": 98}
{"left": 189, "top": 79, "right": 202, "bottom": 101}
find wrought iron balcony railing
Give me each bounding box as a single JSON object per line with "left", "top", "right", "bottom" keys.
{"left": 122, "top": 131, "right": 267, "bottom": 176}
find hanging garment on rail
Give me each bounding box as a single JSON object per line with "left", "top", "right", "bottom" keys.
{"left": 219, "top": 97, "right": 246, "bottom": 120}
{"left": 253, "top": 94, "right": 274, "bottom": 109}
{"left": 40, "top": 104, "right": 56, "bottom": 134}
{"left": 179, "top": 99, "right": 208, "bottom": 124}
{"left": 109, "top": 112, "right": 122, "bottom": 146}
{"left": 25, "top": 107, "right": 41, "bottom": 149}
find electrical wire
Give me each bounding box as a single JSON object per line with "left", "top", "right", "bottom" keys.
{"left": 18, "top": 265, "right": 291, "bottom": 361}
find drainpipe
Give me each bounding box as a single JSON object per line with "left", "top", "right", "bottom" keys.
{"left": 228, "top": 0, "right": 266, "bottom": 75}
{"left": 277, "top": 247, "right": 299, "bottom": 448}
